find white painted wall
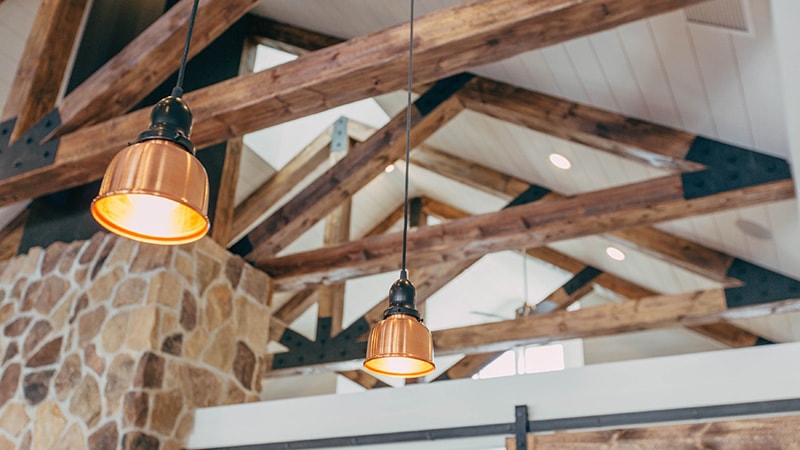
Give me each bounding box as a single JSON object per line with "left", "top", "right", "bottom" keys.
{"left": 188, "top": 342, "right": 800, "bottom": 450}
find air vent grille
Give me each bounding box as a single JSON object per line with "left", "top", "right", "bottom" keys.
{"left": 685, "top": 0, "right": 749, "bottom": 33}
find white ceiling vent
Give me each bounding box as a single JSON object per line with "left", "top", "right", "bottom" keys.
{"left": 685, "top": 0, "right": 751, "bottom": 34}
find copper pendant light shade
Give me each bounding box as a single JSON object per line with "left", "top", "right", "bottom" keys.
{"left": 92, "top": 0, "right": 210, "bottom": 245}
{"left": 365, "top": 313, "right": 434, "bottom": 378}
{"left": 365, "top": 279, "right": 435, "bottom": 378}
{"left": 91, "top": 138, "right": 209, "bottom": 245}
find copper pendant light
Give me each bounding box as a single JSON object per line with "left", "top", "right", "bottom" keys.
{"left": 91, "top": 0, "right": 209, "bottom": 245}
{"left": 364, "top": 0, "right": 435, "bottom": 378}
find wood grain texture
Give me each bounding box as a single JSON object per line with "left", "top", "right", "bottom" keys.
{"left": 270, "top": 289, "right": 800, "bottom": 374}
{"left": 211, "top": 138, "right": 243, "bottom": 245}
{"left": 607, "top": 226, "right": 738, "bottom": 285}
{"left": 246, "top": 95, "right": 464, "bottom": 261}
{"left": 231, "top": 127, "right": 333, "bottom": 244}
{"left": 317, "top": 198, "right": 351, "bottom": 336}
{"left": 53, "top": 0, "right": 260, "bottom": 137}
{"left": 413, "top": 143, "right": 746, "bottom": 289}
{"left": 267, "top": 200, "right": 413, "bottom": 333}
{"left": 432, "top": 289, "right": 730, "bottom": 355}
{"left": 459, "top": 77, "right": 702, "bottom": 171}
{"left": 247, "top": 15, "right": 343, "bottom": 55}
{"left": 0, "top": 210, "right": 29, "bottom": 260}
{"left": 2, "top": 0, "right": 88, "bottom": 139}
{"left": 0, "top": 0, "right": 708, "bottom": 208}
{"left": 364, "top": 203, "right": 404, "bottom": 238}
{"left": 258, "top": 177, "right": 794, "bottom": 291}
{"left": 412, "top": 146, "right": 530, "bottom": 198}
{"left": 422, "top": 198, "right": 761, "bottom": 348}
{"left": 507, "top": 415, "right": 800, "bottom": 449}
{"left": 272, "top": 289, "right": 317, "bottom": 326}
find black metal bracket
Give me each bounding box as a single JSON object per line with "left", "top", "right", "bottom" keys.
{"left": 682, "top": 136, "right": 791, "bottom": 199}
{"left": 271, "top": 317, "right": 370, "bottom": 370}
{"left": 514, "top": 405, "right": 529, "bottom": 450}
{"left": 564, "top": 266, "right": 602, "bottom": 296}
{"left": 724, "top": 258, "right": 800, "bottom": 309}
{"left": 0, "top": 109, "right": 61, "bottom": 180}
{"left": 505, "top": 184, "right": 552, "bottom": 208}
{"left": 414, "top": 72, "right": 474, "bottom": 116}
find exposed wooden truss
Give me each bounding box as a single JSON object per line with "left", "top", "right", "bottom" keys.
{"left": 3, "top": 0, "right": 798, "bottom": 392}
{"left": 0, "top": 0, "right": 709, "bottom": 207}
{"left": 258, "top": 173, "right": 792, "bottom": 291}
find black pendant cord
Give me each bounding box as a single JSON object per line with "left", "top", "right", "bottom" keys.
{"left": 172, "top": 0, "right": 200, "bottom": 98}
{"left": 400, "top": 0, "right": 415, "bottom": 281}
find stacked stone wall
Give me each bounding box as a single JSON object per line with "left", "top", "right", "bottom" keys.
{"left": 0, "top": 233, "right": 272, "bottom": 449}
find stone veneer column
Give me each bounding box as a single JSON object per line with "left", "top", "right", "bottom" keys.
{"left": 0, "top": 232, "right": 272, "bottom": 450}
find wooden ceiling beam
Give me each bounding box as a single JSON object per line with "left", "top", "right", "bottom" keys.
{"left": 1, "top": 0, "right": 89, "bottom": 140}
{"left": 0, "top": 210, "right": 29, "bottom": 261}
{"left": 258, "top": 172, "right": 793, "bottom": 291}
{"left": 268, "top": 201, "right": 405, "bottom": 333}
{"left": 606, "top": 227, "right": 737, "bottom": 284}
{"left": 0, "top": 0, "right": 709, "bottom": 208}
{"left": 267, "top": 283, "right": 800, "bottom": 376}
{"left": 458, "top": 77, "right": 704, "bottom": 172}
{"left": 246, "top": 15, "right": 342, "bottom": 55}
{"left": 210, "top": 138, "right": 243, "bottom": 246}
{"left": 432, "top": 288, "right": 796, "bottom": 356}
{"left": 433, "top": 262, "right": 601, "bottom": 382}
{"left": 422, "top": 197, "right": 763, "bottom": 349}
{"left": 52, "top": 0, "right": 260, "bottom": 137}
{"left": 210, "top": 35, "right": 259, "bottom": 246}
{"left": 266, "top": 189, "right": 554, "bottom": 376}
{"left": 245, "top": 77, "right": 469, "bottom": 260}
{"left": 413, "top": 146, "right": 743, "bottom": 285}
{"left": 412, "top": 146, "right": 530, "bottom": 198}
{"left": 230, "top": 126, "right": 333, "bottom": 244}
{"left": 246, "top": 16, "right": 710, "bottom": 175}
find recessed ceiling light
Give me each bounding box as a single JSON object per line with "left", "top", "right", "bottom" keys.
{"left": 548, "top": 153, "right": 571, "bottom": 170}
{"left": 385, "top": 164, "right": 395, "bottom": 173}
{"left": 605, "top": 246, "right": 626, "bottom": 261}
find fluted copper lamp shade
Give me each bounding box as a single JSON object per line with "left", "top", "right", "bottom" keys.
{"left": 364, "top": 279, "right": 435, "bottom": 378}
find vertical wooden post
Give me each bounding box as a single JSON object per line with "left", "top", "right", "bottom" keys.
{"left": 317, "top": 119, "right": 352, "bottom": 337}
{"left": 211, "top": 35, "right": 257, "bottom": 245}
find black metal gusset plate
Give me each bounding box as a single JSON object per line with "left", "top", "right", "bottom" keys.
{"left": 0, "top": 109, "right": 60, "bottom": 180}
{"left": 414, "top": 72, "right": 474, "bottom": 116}
{"left": 271, "top": 318, "right": 370, "bottom": 370}
{"left": 724, "top": 258, "right": 800, "bottom": 309}
{"left": 682, "top": 136, "right": 791, "bottom": 199}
